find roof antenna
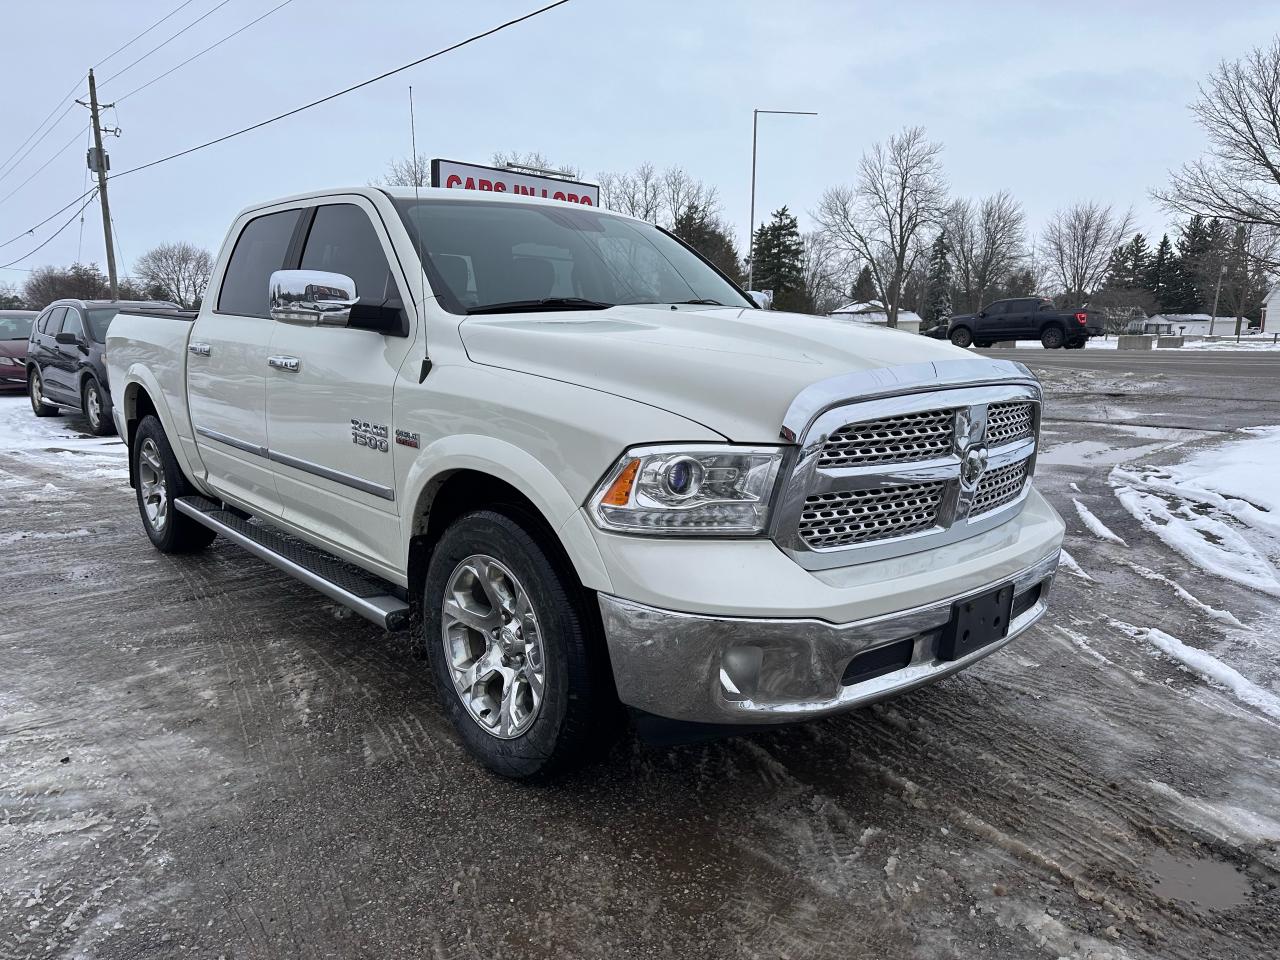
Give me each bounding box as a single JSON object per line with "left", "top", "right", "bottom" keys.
{"left": 409, "top": 84, "right": 432, "bottom": 382}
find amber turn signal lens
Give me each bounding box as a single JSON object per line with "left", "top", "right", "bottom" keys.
{"left": 601, "top": 459, "right": 640, "bottom": 506}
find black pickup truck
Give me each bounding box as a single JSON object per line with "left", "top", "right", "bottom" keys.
{"left": 946, "top": 297, "right": 1102, "bottom": 349}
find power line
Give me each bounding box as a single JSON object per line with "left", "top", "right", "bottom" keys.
{"left": 0, "top": 75, "right": 85, "bottom": 177}
{"left": 0, "top": 190, "right": 99, "bottom": 270}
{"left": 99, "top": 0, "right": 237, "bottom": 88}
{"left": 0, "top": 123, "right": 89, "bottom": 210}
{"left": 0, "top": 102, "right": 80, "bottom": 185}
{"left": 0, "top": 187, "right": 98, "bottom": 251}
{"left": 116, "top": 0, "right": 297, "bottom": 104}
{"left": 93, "top": 0, "right": 203, "bottom": 70}
{"left": 110, "top": 0, "right": 572, "bottom": 183}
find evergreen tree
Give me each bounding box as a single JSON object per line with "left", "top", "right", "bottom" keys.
{"left": 672, "top": 203, "right": 742, "bottom": 283}
{"left": 1145, "top": 234, "right": 1177, "bottom": 311}
{"left": 1170, "top": 215, "right": 1211, "bottom": 313}
{"left": 850, "top": 264, "right": 877, "bottom": 302}
{"left": 750, "top": 207, "right": 806, "bottom": 312}
{"left": 921, "top": 231, "right": 953, "bottom": 331}
{"left": 1001, "top": 268, "right": 1037, "bottom": 299}
{"left": 1103, "top": 233, "right": 1151, "bottom": 291}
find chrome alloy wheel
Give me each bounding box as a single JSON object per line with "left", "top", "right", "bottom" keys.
{"left": 441, "top": 555, "right": 546, "bottom": 739}
{"left": 85, "top": 382, "right": 101, "bottom": 428}
{"left": 137, "top": 437, "right": 169, "bottom": 533}
{"left": 29, "top": 371, "right": 43, "bottom": 407}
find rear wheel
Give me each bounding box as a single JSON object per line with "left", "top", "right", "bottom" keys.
{"left": 1040, "top": 325, "right": 1065, "bottom": 349}
{"left": 1065, "top": 340, "right": 1086, "bottom": 350}
{"left": 28, "top": 368, "right": 59, "bottom": 417}
{"left": 949, "top": 326, "right": 973, "bottom": 348}
{"left": 424, "top": 510, "right": 617, "bottom": 779}
{"left": 133, "top": 415, "right": 216, "bottom": 553}
{"left": 82, "top": 378, "right": 114, "bottom": 436}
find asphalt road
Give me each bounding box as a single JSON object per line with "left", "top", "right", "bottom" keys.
{"left": 982, "top": 346, "right": 1280, "bottom": 385}
{"left": 2, "top": 352, "right": 1278, "bottom": 959}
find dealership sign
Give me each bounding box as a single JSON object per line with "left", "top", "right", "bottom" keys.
{"left": 430, "top": 158, "right": 599, "bottom": 206}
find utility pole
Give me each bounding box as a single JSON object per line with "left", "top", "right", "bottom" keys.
{"left": 1209, "top": 263, "right": 1225, "bottom": 337}
{"left": 84, "top": 69, "right": 119, "bottom": 300}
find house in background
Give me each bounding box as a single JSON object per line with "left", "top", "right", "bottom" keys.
{"left": 1263, "top": 283, "right": 1279, "bottom": 332}
{"left": 830, "top": 300, "right": 923, "bottom": 335}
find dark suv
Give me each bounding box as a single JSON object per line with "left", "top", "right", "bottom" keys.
{"left": 27, "top": 299, "right": 179, "bottom": 435}
{"left": 947, "top": 297, "right": 1102, "bottom": 349}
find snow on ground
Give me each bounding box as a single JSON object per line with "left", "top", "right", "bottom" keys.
{"left": 1109, "top": 426, "right": 1280, "bottom": 597}
{"left": 0, "top": 394, "right": 125, "bottom": 481}
{"left": 1008, "top": 337, "right": 1280, "bottom": 350}
{"left": 1072, "top": 498, "right": 1127, "bottom": 545}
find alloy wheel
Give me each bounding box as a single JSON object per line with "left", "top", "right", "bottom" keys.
{"left": 86, "top": 383, "right": 101, "bottom": 429}
{"left": 441, "top": 554, "right": 547, "bottom": 739}
{"left": 137, "top": 438, "right": 169, "bottom": 533}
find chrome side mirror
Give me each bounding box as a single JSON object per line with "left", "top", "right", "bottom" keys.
{"left": 747, "top": 290, "right": 772, "bottom": 310}
{"left": 269, "top": 270, "right": 358, "bottom": 326}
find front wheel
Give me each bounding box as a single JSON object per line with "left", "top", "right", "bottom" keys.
{"left": 82, "top": 378, "right": 114, "bottom": 436}
{"left": 424, "top": 510, "right": 618, "bottom": 778}
{"left": 29, "top": 368, "right": 59, "bottom": 417}
{"left": 1041, "top": 326, "right": 1065, "bottom": 349}
{"left": 949, "top": 327, "right": 973, "bottom": 348}
{"left": 133, "top": 415, "right": 216, "bottom": 553}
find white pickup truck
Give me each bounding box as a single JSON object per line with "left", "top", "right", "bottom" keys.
{"left": 107, "top": 187, "right": 1064, "bottom": 777}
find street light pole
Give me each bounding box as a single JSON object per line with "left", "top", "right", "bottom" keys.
{"left": 747, "top": 108, "right": 817, "bottom": 292}
{"left": 1209, "top": 263, "right": 1225, "bottom": 336}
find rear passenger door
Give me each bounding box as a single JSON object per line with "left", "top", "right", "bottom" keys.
{"left": 31, "top": 307, "right": 68, "bottom": 399}
{"left": 49, "top": 306, "right": 88, "bottom": 400}
{"left": 264, "top": 199, "right": 415, "bottom": 570}
{"left": 188, "top": 206, "right": 301, "bottom": 517}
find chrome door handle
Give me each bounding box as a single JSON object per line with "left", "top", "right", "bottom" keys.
{"left": 268, "top": 355, "right": 301, "bottom": 373}
{"left": 188, "top": 342, "right": 211, "bottom": 357}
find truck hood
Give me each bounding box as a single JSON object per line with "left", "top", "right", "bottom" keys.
{"left": 459, "top": 304, "right": 985, "bottom": 441}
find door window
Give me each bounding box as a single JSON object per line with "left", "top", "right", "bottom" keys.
{"left": 984, "top": 302, "right": 1006, "bottom": 316}
{"left": 62, "top": 308, "right": 85, "bottom": 340}
{"left": 217, "top": 209, "right": 302, "bottom": 317}
{"left": 41, "top": 307, "right": 68, "bottom": 334}
{"left": 299, "top": 204, "right": 401, "bottom": 305}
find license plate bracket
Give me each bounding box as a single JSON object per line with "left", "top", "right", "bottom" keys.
{"left": 938, "top": 583, "right": 1015, "bottom": 661}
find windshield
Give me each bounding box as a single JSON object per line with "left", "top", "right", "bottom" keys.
{"left": 393, "top": 199, "right": 752, "bottom": 313}
{"left": 0, "top": 315, "right": 34, "bottom": 340}
{"left": 86, "top": 307, "right": 120, "bottom": 343}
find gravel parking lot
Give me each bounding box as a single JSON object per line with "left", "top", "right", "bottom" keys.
{"left": 3, "top": 353, "right": 1278, "bottom": 960}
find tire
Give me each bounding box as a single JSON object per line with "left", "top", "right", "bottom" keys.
{"left": 949, "top": 327, "right": 973, "bottom": 348}
{"left": 82, "top": 378, "right": 114, "bottom": 436}
{"left": 424, "top": 509, "right": 617, "bottom": 779}
{"left": 133, "top": 415, "right": 216, "bottom": 553}
{"left": 1040, "top": 325, "right": 1065, "bottom": 349}
{"left": 974, "top": 340, "right": 991, "bottom": 349}
{"left": 1065, "top": 340, "right": 1086, "bottom": 350}
{"left": 28, "top": 367, "right": 59, "bottom": 417}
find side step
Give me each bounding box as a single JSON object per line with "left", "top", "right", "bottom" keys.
{"left": 174, "top": 496, "right": 410, "bottom": 631}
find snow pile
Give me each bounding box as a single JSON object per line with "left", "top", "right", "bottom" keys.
{"left": 1072, "top": 499, "right": 1127, "bottom": 545}
{"left": 1109, "top": 426, "right": 1280, "bottom": 597}
{"left": 0, "top": 395, "right": 125, "bottom": 480}
{"left": 1109, "top": 619, "right": 1280, "bottom": 721}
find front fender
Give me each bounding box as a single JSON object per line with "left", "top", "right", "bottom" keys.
{"left": 402, "top": 434, "right": 613, "bottom": 593}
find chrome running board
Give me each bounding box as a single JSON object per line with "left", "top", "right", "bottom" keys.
{"left": 174, "top": 496, "right": 410, "bottom": 630}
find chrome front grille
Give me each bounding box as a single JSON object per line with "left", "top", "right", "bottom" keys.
{"left": 819, "top": 408, "right": 954, "bottom": 468}
{"left": 986, "top": 401, "right": 1034, "bottom": 447}
{"left": 972, "top": 458, "right": 1030, "bottom": 516}
{"left": 798, "top": 481, "right": 945, "bottom": 548}
{"left": 773, "top": 376, "right": 1042, "bottom": 570}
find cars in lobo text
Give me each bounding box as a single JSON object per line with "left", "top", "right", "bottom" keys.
{"left": 106, "top": 187, "right": 1065, "bottom": 778}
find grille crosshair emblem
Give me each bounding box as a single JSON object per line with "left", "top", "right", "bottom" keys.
{"left": 961, "top": 444, "right": 989, "bottom": 487}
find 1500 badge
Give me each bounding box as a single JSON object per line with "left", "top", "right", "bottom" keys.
{"left": 351, "top": 419, "right": 389, "bottom": 452}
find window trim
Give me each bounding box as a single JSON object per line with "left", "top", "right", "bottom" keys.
{"left": 213, "top": 207, "right": 305, "bottom": 320}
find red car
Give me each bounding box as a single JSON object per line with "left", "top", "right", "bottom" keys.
{"left": 0, "top": 310, "right": 37, "bottom": 391}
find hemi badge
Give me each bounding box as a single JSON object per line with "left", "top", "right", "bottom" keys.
{"left": 395, "top": 429, "right": 420, "bottom": 449}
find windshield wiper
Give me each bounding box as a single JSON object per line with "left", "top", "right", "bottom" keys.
{"left": 466, "top": 297, "right": 613, "bottom": 315}
{"left": 673, "top": 298, "right": 725, "bottom": 306}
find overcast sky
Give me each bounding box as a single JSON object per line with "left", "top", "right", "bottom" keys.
{"left": 1, "top": 0, "right": 1275, "bottom": 288}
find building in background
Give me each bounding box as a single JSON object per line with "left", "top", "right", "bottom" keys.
{"left": 830, "top": 300, "right": 923, "bottom": 335}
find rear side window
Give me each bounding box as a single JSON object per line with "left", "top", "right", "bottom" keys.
{"left": 299, "top": 204, "right": 401, "bottom": 304}
{"left": 217, "top": 209, "right": 301, "bottom": 317}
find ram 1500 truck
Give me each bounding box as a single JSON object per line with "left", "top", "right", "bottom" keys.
{"left": 946, "top": 297, "right": 1103, "bottom": 349}
{"left": 107, "top": 187, "right": 1065, "bottom": 778}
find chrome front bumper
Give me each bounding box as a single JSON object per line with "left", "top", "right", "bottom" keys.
{"left": 599, "top": 549, "right": 1059, "bottom": 725}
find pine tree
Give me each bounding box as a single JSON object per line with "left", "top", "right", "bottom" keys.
{"left": 672, "top": 203, "right": 742, "bottom": 283}
{"left": 1145, "top": 234, "right": 1177, "bottom": 311}
{"left": 850, "top": 264, "right": 877, "bottom": 303}
{"left": 750, "top": 207, "right": 807, "bottom": 312}
{"left": 1170, "top": 215, "right": 1211, "bottom": 313}
{"left": 922, "top": 231, "right": 953, "bottom": 331}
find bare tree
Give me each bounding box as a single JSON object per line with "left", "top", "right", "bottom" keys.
{"left": 491, "top": 150, "right": 582, "bottom": 179}
{"left": 660, "top": 166, "right": 719, "bottom": 225}
{"left": 1041, "top": 202, "right": 1135, "bottom": 303}
{"left": 1154, "top": 39, "right": 1280, "bottom": 254}
{"left": 813, "top": 126, "right": 947, "bottom": 326}
{"left": 133, "top": 242, "right": 213, "bottom": 309}
{"left": 598, "top": 162, "right": 663, "bottom": 222}
{"left": 800, "top": 231, "right": 845, "bottom": 315}
{"left": 375, "top": 155, "right": 431, "bottom": 187}
{"left": 946, "top": 192, "right": 1027, "bottom": 312}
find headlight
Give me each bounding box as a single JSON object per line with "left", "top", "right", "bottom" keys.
{"left": 589, "top": 445, "right": 785, "bottom": 535}
{"left": 0, "top": 357, "right": 20, "bottom": 367}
